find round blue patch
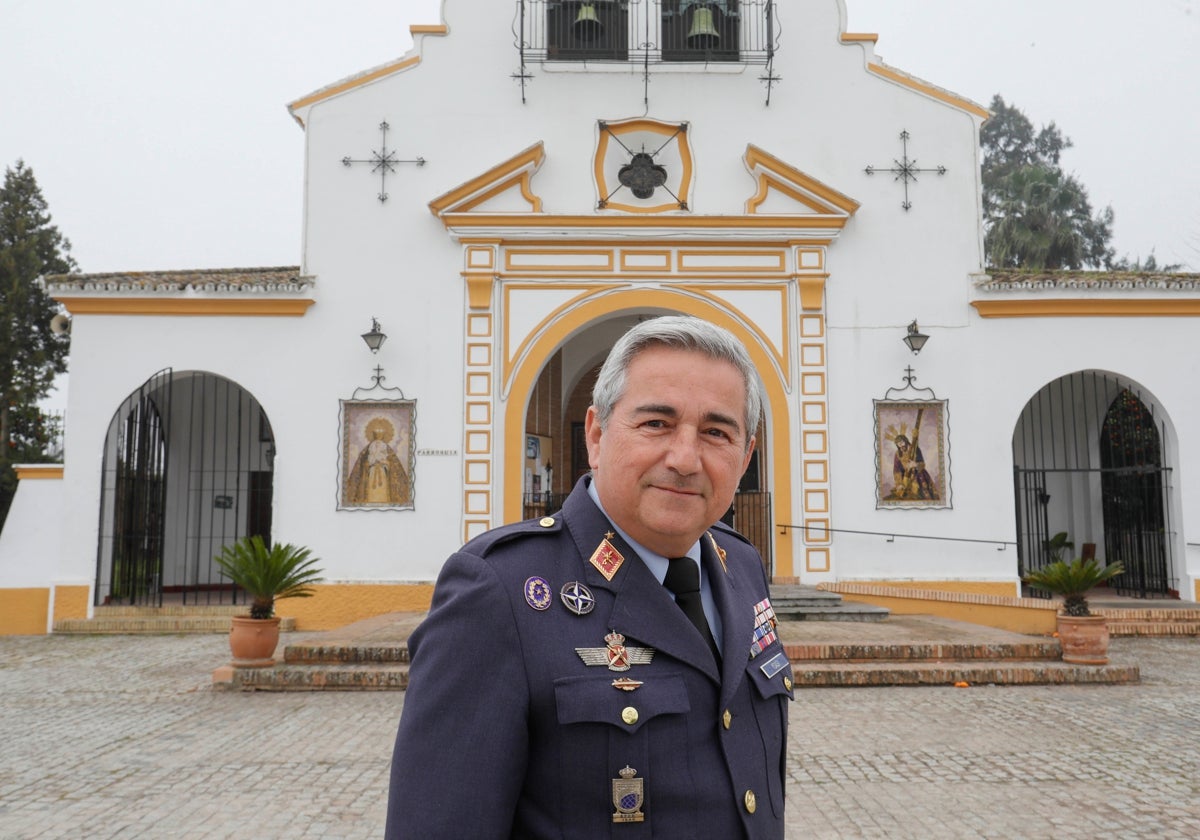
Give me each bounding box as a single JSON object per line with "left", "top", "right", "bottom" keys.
{"left": 524, "top": 576, "right": 552, "bottom": 611}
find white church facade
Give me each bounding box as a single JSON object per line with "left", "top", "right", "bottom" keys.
{"left": 4, "top": 0, "right": 1200, "bottom": 634}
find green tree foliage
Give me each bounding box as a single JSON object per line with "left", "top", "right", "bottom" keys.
{"left": 1109, "top": 251, "right": 1183, "bottom": 273}
{"left": 0, "top": 160, "right": 75, "bottom": 527}
{"left": 982, "top": 96, "right": 1115, "bottom": 270}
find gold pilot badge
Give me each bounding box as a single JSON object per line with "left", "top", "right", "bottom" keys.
{"left": 612, "top": 765, "right": 645, "bottom": 823}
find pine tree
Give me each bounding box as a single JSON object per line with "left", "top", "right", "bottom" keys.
{"left": 982, "top": 96, "right": 1114, "bottom": 270}
{"left": 0, "top": 160, "right": 75, "bottom": 528}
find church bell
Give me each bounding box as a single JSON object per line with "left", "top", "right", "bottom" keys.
{"left": 573, "top": 3, "right": 603, "bottom": 42}
{"left": 686, "top": 6, "right": 720, "bottom": 50}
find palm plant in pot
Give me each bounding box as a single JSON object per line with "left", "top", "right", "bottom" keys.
{"left": 214, "top": 535, "right": 323, "bottom": 667}
{"left": 1023, "top": 532, "right": 1123, "bottom": 665}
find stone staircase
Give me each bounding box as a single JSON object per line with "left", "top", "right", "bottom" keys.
{"left": 1092, "top": 601, "right": 1200, "bottom": 637}
{"left": 782, "top": 633, "right": 1137, "bottom": 687}
{"left": 214, "top": 608, "right": 1143, "bottom": 691}
{"left": 55, "top": 605, "right": 296, "bottom": 635}
{"left": 768, "top": 584, "right": 889, "bottom": 622}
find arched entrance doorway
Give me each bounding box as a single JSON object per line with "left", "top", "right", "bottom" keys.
{"left": 512, "top": 307, "right": 782, "bottom": 574}
{"left": 95, "top": 370, "right": 275, "bottom": 606}
{"left": 1012, "top": 371, "right": 1175, "bottom": 597}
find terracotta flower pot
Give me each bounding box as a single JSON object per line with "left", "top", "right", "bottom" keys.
{"left": 1056, "top": 614, "right": 1110, "bottom": 665}
{"left": 229, "top": 616, "right": 282, "bottom": 667}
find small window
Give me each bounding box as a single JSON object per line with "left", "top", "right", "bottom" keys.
{"left": 661, "top": 1, "right": 740, "bottom": 62}
{"left": 547, "top": 1, "right": 630, "bottom": 61}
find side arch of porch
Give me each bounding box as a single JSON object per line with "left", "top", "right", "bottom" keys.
{"left": 500, "top": 288, "right": 797, "bottom": 579}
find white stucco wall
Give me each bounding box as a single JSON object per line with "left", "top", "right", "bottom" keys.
{"left": 6, "top": 0, "right": 1198, "bottom": 604}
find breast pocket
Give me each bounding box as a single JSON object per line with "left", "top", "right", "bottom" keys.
{"left": 554, "top": 673, "right": 691, "bottom": 733}
{"left": 552, "top": 674, "right": 692, "bottom": 836}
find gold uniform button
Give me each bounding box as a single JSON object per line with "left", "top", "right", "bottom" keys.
{"left": 621, "top": 707, "right": 639, "bottom": 725}
{"left": 744, "top": 790, "right": 757, "bottom": 814}
{"left": 783, "top": 676, "right": 793, "bottom": 691}
{"left": 722, "top": 710, "right": 732, "bottom": 730}
{"left": 539, "top": 517, "right": 555, "bottom": 527}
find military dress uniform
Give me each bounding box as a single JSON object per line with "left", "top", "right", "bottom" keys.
{"left": 385, "top": 477, "right": 793, "bottom": 839}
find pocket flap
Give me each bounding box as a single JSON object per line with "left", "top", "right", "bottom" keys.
{"left": 748, "top": 649, "right": 794, "bottom": 700}
{"left": 555, "top": 674, "right": 690, "bottom": 734}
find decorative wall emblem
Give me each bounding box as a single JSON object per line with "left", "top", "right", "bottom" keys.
{"left": 874, "top": 398, "right": 951, "bottom": 509}
{"left": 341, "top": 120, "right": 425, "bottom": 203}
{"left": 595, "top": 118, "right": 693, "bottom": 213}
{"left": 339, "top": 399, "right": 416, "bottom": 510}
{"left": 864, "top": 130, "right": 946, "bottom": 211}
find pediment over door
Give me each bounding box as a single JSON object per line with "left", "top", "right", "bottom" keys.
{"left": 429, "top": 141, "right": 858, "bottom": 240}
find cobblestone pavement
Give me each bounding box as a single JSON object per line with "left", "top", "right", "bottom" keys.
{"left": 2, "top": 633, "right": 1200, "bottom": 838}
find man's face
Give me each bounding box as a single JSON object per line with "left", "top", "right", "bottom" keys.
{"left": 585, "top": 345, "right": 755, "bottom": 558}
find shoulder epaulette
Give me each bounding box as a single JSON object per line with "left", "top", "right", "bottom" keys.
{"left": 463, "top": 513, "right": 564, "bottom": 557}
{"left": 710, "top": 519, "right": 755, "bottom": 548}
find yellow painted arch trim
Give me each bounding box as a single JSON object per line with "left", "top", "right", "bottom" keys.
{"left": 971, "top": 299, "right": 1200, "bottom": 317}
{"left": 840, "top": 33, "right": 879, "bottom": 44}
{"left": 410, "top": 24, "right": 448, "bottom": 35}
{"left": 867, "top": 63, "right": 990, "bottom": 120}
{"left": 55, "top": 298, "right": 314, "bottom": 316}
{"left": 14, "top": 465, "right": 63, "bottom": 480}
{"left": 502, "top": 289, "right": 795, "bottom": 577}
{"left": 502, "top": 284, "right": 621, "bottom": 387}
{"left": 677, "top": 284, "right": 790, "bottom": 383}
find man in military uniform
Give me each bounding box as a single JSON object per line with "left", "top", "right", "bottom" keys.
{"left": 386, "top": 316, "right": 792, "bottom": 839}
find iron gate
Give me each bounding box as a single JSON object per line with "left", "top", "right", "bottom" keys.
{"left": 1013, "top": 372, "right": 1173, "bottom": 598}
{"left": 95, "top": 369, "right": 172, "bottom": 606}
{"left": 96, "top": 371, "right": 275, "bottom": 606}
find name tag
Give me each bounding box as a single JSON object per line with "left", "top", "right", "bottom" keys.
{"left": 759, "top": 651, "right": 789, "bottom": 680}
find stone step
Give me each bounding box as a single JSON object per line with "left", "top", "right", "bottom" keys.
{"left": 792, "top": 660, "right": 1139, "bottom": 688}
{"left": 92, "top": 604, "right": 250, "bottom": 617}
{"left": 773, "top": 605, "right": 890, "bottom": 622}
{"left": 220, "top": 648, "right": 1136, "bottom": 690}
{"left": 218, "top": 662, "right": 411, "bottom": 691}
{"left": 1107, "top": 620, "right": 1200, "bottom": 637}
{"left": 769, "top": 585, "right": 891, "bottom": 622}
{"left": 283, "top": 642, "right": 410, "bottom": 665}
{"left": 55, "top": 615, "right": 296, "bottom": 634}
{"left": 783, "top": 639, "right": 1062, "bottom": 664}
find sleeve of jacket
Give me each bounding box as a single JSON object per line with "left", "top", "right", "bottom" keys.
{"left": 385, "top": 549, "right": 530, "bottom": 839}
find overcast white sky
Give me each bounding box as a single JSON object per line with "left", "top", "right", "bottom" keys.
{"left": 2, "top": 0, "right": 1197, "bottom": 276}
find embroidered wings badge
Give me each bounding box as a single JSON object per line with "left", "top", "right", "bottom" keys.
{"left": 576, "top": 631, "right": 655, "bottom": 672}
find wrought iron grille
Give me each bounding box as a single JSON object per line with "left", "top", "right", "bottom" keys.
{"left": 96, "top": 369, "right": 172, "bottom": 607}
{"left": 1012, "top": 372, "right": 1174, "bottom": 598}
{"left": 515, "top": 1, "right": 777, "bottom": 65}
{"left": 730, "top": 490, "right": 773, "bottom": 574}
{"left": 95, "top": 370, "right": 276, "bottom": 607}
{"left": 523, "top": 491, "right": 569, "bottom": 520}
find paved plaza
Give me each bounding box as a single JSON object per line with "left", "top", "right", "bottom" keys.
{"left": 2, "top": 631, "right": 1199, "bottom": 839}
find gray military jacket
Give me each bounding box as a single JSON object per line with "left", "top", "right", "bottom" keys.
{"left": 386, "top": 477, "right": 792, "bottom": 839}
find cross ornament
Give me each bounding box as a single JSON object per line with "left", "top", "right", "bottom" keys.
{"left": 864, "top": 130, "right": 946, "bottom": 211}
{"left": 341, "top": 120, "right": 425, "bottom": 203}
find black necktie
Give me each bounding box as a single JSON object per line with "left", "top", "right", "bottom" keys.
{"left": 663, "top": 557, "right": 721, "bottom": 664}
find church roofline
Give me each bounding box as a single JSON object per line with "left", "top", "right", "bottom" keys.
{"left": 976, "top": 268, "right": 1200, "bottom": 292}
{"left": 864, "top": 62, "right": 990, "bottom": 120}
{"left": 44, "top": 266, "right": 314, "bottom": 294}
{"left": 286, "top": 21, "right": 448, "bottom": 127}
